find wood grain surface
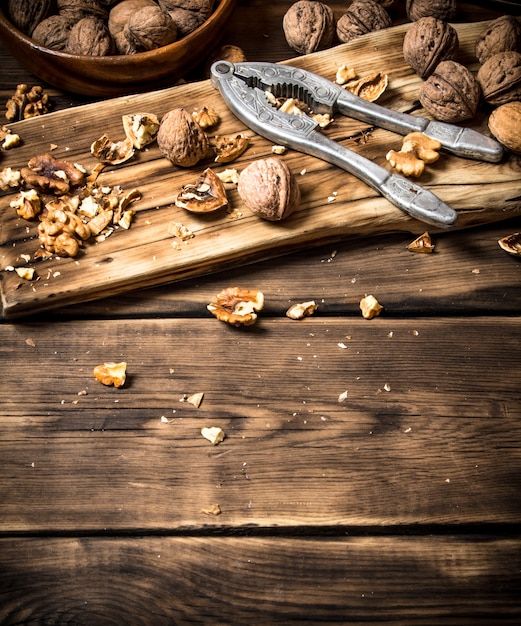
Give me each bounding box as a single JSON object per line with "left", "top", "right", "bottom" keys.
{"left": 2, "top": 20, "right": 520, "bottom": 318}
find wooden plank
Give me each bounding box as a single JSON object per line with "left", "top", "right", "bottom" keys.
{"left": 0, "top": 536, "right": 520, "bottom": 624}
{"left": 2, "top": 21, "right": 520, "bottom": 318}
{"left": 1, "top": 317, "right": 519, "bottom": 532}
{"left": 45, "top": 218, "right": 521, "bottom": 319}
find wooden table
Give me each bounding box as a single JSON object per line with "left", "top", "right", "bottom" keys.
{"left": 1, "top": 2, "right": 520, "bottom": 623}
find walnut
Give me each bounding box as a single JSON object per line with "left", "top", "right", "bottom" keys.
{"left": 419, "top": 60, "right": 481, "bottom": 123}
{"left": 124, "top": 5, "right": 177, "bottom": 52}
{"left": 336, "top": 0, "right": 391, "bottom": 44}
{"left": 57, "top": 0, "right": 110, "bottom": 22}
{"left": 32, "top": 15, "right": 76, "bottom": 51}
{"left": 175, "top": 168, "right": 228, "bottom": 213}
{"left": 65, "top": 16, "right": 115, "bottom": 56}
{"left": 403, "top": 17, "right": 459, "bottom": 79}
{"left": 477, "top": 51, "right": 521, "bottom": 106}
{"left": 207, "top": 287, "right": 265, "bottom": 326}
{"left": 488, "top": 101, "right": 521, "bottom": 154}
{"left": 108, "top": 0, "right": 156, "bottom": 53}
{"left": 237, "top": 157, "right": 300, "bottom": 221}
{"left": 475, "top": 16, "right": 521, "bottom": 65}
{"left": 157, "top": 108, "right": 209, "bottom": 167}
{"left": 406, "top": 0, "right": 456, "bottom": 22}
{"left": 282, "top": 1, "right": 335, "bottom": 55}
{"left": 5, "top": 84, "right": 51, "bottom": 122}
{"left": 21, "top": 153, "right": 86, "bottom": 195}
{"left": 7, "top": 0, "right": 53, "bottom": 35}
{"left": 158, "top": 0, "right": 214, "bottom": 37}
{"left": 205, "top": 44, "right": 247, "bottom": 76}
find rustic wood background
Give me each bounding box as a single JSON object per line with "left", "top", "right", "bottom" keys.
{"left": 1, "top": 1, "right": 521, "bottom": 624}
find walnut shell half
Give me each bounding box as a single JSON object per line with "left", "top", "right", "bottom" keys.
{"left": 403, "top": 17, "right": 459, "bottom": 79}
{"left": 419, "top": 60, "right": 481, "bottom": 123}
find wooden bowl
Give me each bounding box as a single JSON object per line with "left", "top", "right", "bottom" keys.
{"left": 0, "top": 0, "right": 236, "bottom": 98}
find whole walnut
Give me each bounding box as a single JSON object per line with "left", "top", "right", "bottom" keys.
{"left": 8, "top": 0, "right": 53, "bottom": 35}
{"left": 419, "top": 60, "right": 481, "bottom": 123}
{"left": 124, "top": 5, "right": 178, "bottom": 52}
{"left": 475, "top": 16, "right": 521, "bottom": 65}
{"left": 403, "top": 17, "right": 459, "bottom": 79}
{"left": 108, "top": 0, "right": 156, "bottom": 54}
{"left": 238, "top": 157, "right": 301, "bottom": 221}
{"left": 488, "top": 101, "right": 521, "bottom": 154}
{"left": 337, "top": 0, "right": 392, "bottom": 44}
{"left": 158, "top": 0, "right": 214, "bottom": 38}
{"left": 57, "top": 0, "right": 110, "bottom": 22}
{"left": 477, "top": 51, "right": 521, "bottom": 106}
{"left": 282, "top": 1, "right": 335, "bottom": 55}
{"left": 66, "top": 16, "right": 115, "bottom": 55}
{"left": 406, "top": 0, "right": 456, "bottom": 22}
{"left": 157, "top": 108, "right": 209, "bottom": 167}
{"left": 32, "top": 15, "right": 76, "bottom": 50}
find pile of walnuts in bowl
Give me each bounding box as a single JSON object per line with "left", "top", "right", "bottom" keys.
{"left": 7, "top": 0, "right": 217, "bottom": 56}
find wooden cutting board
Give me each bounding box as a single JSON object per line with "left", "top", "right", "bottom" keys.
{"left": 1, "top": 20, "right": 520, "bottom": 319}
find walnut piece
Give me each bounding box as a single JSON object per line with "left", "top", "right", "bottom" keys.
{"left": 360, "top": 295, "right": 383, "bottom": 319}
{"left": 8, "top": 0, "right": 53, "bottom": 35}
{"left": 477, "top": 51, "right": 521, "bottom": 106}
{"left": 403, "top": 17, "right": 459, "bottom": 79}
{"left": 175, "top": 168, "right": 228, "bottom": 213}
{"left": 237, "top": 157, "right": 300, "bottom": 221}
{"left": 10, "top": 189, "right": 42, "bottom": 220}
{"left": 201, "top": 426, "right": 225, "bottom": 445}
{"left": 192, "top": 107, "right": 219, "bottom": 130}
{"left": 213, "top": 134, "right": 250, "bottom": 163}
{"left": 207, "top": 287, "right": 264, "bottom": 326}
{"left": 406, "top": 0, "right": 456, "bottom": 22}
{"left": 407, "top": 231, "right": 435, "bottom": 253}
{"left": 65, "top": 16, "right": 115, "bottom": 55}
{"left": 475, "top": 16, "right": 521, "bottom": 65}
{"left": 344, "top": 72, "right": 388, "bottom": 102}
{"left": 5, "top": 84, "right": 51, "bottom": 122}
{"left": 419, "top": 60, "right": 481, "bottom": 123}
{"left": 286, "top": 301, "right": 318, "bottom": 320}
{"left": 93, "top": 362, "right": 127, "bottom": 387}
{"left": 283, "top": 1, "right": 335, "bottom": 55}
{"left": 337, "top": 0, "right": 391, "bottom": 44}
{"left": 122, "top": 112, "right": 160, "bottom": 149}
{"left": 498, "top": 232, "right": 521, "bottom": 256}
{"left": 488, "top": 101, "right": 521, "bottom": 154}
{"left": 21, "top": 153, "right": 86, "bottom": 195}
{"left": 157, "top": 108, "right": 209, "bottom": 167}
{"left": 386, "top": 132, "right": 441, "bottom": 177}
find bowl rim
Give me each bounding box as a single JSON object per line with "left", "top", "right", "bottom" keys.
{"left": 0, "top": 0, "right": 234, "bottom": 66}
